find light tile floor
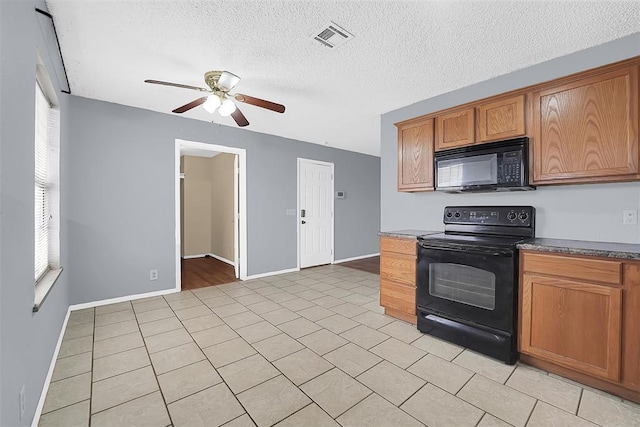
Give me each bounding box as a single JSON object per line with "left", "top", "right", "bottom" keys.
{"left": 39, "top": 265, "right": 640, "bottom": 427}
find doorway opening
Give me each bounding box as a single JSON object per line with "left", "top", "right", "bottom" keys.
{"left": 297, "top": 158, "right": 335, "bottom": 269}
{"left": 175, "top": 139, "right": 247, "bottom": 291}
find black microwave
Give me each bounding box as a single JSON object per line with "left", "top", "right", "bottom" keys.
{"left": 434, "top": 137, "right": 535, "bottom": 193}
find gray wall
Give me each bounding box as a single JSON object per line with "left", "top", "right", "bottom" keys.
{"left": 381, "top": 33, "right": 640, "bottom": 243}
{"left": 67, "top": 96, "right": 380, "bottom": 304}
{"left": 0, "top": 1, "right": 72, "bottom": 425}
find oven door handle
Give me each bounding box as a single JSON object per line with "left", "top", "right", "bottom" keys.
{"left": 418, "top": 242, "right": 513, "bottom": 257}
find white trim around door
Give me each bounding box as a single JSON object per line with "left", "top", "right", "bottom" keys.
{"left": 297, "top": 158, "right": 335, "bottom": 269}
{"left": 175, "top": 139, "right": 248, "bottom": 288}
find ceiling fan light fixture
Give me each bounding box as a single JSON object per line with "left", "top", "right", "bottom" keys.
{"left": 218, "top": 71, "right": 241, "bottom": 91}
{"left": 218, "top": 98, "right": 237, "bottom": 117}
{"left": 202, "top": 95, "right": 221, "bottom": 113}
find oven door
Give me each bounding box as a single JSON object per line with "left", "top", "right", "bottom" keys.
{"left": 416, "top": 241, "right": 516, "bottom": 333}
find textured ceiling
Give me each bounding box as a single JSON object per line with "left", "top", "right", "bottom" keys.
{"left": 46, "top": 1, "right": 640, "bottom": 156}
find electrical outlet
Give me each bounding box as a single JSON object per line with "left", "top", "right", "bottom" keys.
{"left": 19, "top": 385, "right": 25, "bottom": 420}
{"left": 149, "top": 269, "right": 158, "bottom": 281}
{"left": 623, "top": 210, "right": 638, "bottom": 225}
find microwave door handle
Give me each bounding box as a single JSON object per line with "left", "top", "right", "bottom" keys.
{"left": 419, "top": 243, "right": 513, "bottom": 257}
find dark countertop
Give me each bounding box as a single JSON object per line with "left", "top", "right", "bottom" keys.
{"left": 378, "top": 230, "right": 442, "bottom": 239}
{"left": 517, "top": 238, "right": 640, "bottom": 260}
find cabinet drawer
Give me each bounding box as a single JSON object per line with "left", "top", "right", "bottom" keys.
{"left": 380, "top": 237, "right": 416, "bottom": 256}
{"left": 380, "top": 280, "right": 416, "bottom": 315}
{"left": 380, "top": 253, "right": 415, "bottom": 286}
{"left": 522, "top": 252, "right": 622, "bottom": 285}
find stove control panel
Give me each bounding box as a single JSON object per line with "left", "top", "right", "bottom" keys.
{"left": 443, "top": 206, "right": 534, "bottom": 227}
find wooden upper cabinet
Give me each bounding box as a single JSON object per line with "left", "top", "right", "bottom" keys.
{"left": 396, "top": 118, "right": 434, "bottom": 192}
{"left": 477, "top": 95, "right": 526, "bottom": 142}
{"left": 532, "top": 65, "right": 639, "bottom": 184}
{"left": 435, "top": 108, "right": 475, "bottom": 150}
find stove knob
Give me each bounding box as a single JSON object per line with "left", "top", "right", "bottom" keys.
{"left": 519, "top": 212, "right": 528, "bottom": 220}
{"left": 446, "top": 211, "right": 453, "bottom": 218}
{"left": 454, "top": 211, "right": 461, "bottom": 218}
{"left": 507, "top": 212, "right": 517, "bottom": 220}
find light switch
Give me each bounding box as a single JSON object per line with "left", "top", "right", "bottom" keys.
{"left": 623, "top": 210, "right": 637, "bottom": 225}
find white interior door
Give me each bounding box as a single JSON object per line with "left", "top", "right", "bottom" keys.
{"left": 299, "top": 159, "right": 334, "bottom": 268}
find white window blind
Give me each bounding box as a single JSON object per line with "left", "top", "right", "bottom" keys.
{"left": 34, "top": 82, "right": 51, "bottom": 281}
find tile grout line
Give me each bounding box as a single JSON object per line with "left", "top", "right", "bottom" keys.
{"left": 133, "top": 299, "right": 175, "bottom": 427}
{"left": 88, "top": 306, "right": 96, "bottom": 427}
{"left": 573, "top": 388, "right": 607, "bottom": 427}
{"left": 524, "top": 399, "right": 540, "bottom": 426}
{"left": 161, "top": 290, "right": 263, "bottom": 426}
{"left": 187, "top": 272, "right": 386, "bottom": 424}
{"left": 501, "top": 365, "right": 590, "bottom": 418}
{"left": 89, "top": 389, "right": 159, "bottom": 418}
{"left": 250, "top": 270, "right": 435, "bottom": 420}
{"left": 44, "top": 268, "right": 378, "bottom": 424}
{"left": 54, "top": 266, "right": 633, "bottom": 427}
{"left": 449, "top": 373, "right": 529, "bottom": 427}
{"left": 39, "top": 311, "right": 96, "bottom": 422}
{"left": 236, "top": 270, "right": 504, "bottom": 422}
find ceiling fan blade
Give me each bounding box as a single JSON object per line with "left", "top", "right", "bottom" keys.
{"left": 172, "top": 97, "right": 208, "bottom": 113}
{"left": 231, "top": 107, "right": 250, "bottom": 127}
{"left": 234, "top": 93, "right": 285, "bottom": 113}
{"left": 145, "top": 79, "right": 209, "bottom": 92}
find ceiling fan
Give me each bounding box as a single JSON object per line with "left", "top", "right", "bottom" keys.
{"left": 145, "top": 70, "right": 285, "bottom": 127}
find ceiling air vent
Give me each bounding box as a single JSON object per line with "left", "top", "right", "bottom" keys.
{"left": 311, "top": 21, "right": 354, "bottom": 49}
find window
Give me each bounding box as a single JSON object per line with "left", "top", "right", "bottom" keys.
{"left": 34, "top": 82, "right": 51, "bottom": 280}
{"left": 33, "top": 65, "right": 61, "bottom": 309}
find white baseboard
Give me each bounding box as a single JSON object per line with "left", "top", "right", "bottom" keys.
{"left": 69, "top": 287, "right": 179, "bottom": 311}
{"left": 245, "top": 267, "right": 299, "bottom": 280}
{"left": 33, "top": 285, "right": 182, "bottom": 425}
{"left": 182, "top": 253, "right": 235, "bottom": 267}
{"left": 333, "top": 253, "right": 380, "bottom": 264}
{"left": 206, "top": 253, "right": 235, "bottom": 266}
{"left": 182, "top": 253, "right": 208, "bottom": 259}
{"left": 32, "top": 307, "right": 71, "bottom": 427}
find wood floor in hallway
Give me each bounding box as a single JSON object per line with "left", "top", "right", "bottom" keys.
{"left": 182, "top": 255, "right": 380, "bottom": 291}
{"left": 335, "top": 255, "right": 380, "bottom": 275}
{"left": 181, "top": 256, "right": 239, "bottom": 290}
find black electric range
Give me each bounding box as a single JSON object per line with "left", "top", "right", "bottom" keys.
{"left": 416, "top": 206, "right": 535, "bottom": 364}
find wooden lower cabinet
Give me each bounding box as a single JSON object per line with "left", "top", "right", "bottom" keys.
{"left": 519, "top": 251, "right": 640, "bottom": 402}
{"left": 380, "top": 236, "right": 417, "bottom": 324}
{"left": 521, "top": 273, "right": 622, "bottom": 381}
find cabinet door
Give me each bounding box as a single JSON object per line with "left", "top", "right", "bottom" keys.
{"left": 435, "top": 108, "right": 475, "bottom": 150}
{"left": 532, "top": 66, "right": 639, "bottom": 184}
{"left": 477, "top": 95, "right": 526, "bottom": 142}
{"left": 397, "top": 118, "right": 434, "bottom": 192}
{"left": 521, "top": 273, "right": 622, "bottom": 381}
